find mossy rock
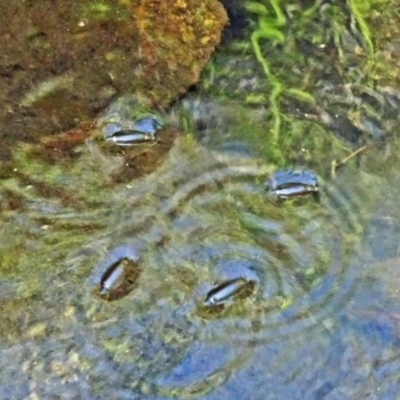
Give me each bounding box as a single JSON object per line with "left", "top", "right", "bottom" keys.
{"left": 0, "top": 0, "right": 227, "bottom": 146}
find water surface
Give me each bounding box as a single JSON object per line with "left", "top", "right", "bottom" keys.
{"left": 2, "top": 129, "right": 400, "bottom": 399}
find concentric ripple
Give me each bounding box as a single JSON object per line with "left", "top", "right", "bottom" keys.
{"left": 76, "top": 137, "right": 374, "bottom": 394}
{"left": 1, "top": 135, "right": 379, "bottom": 398}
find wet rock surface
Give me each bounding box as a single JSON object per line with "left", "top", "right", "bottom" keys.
{"left": 0, "top": 0, "right": 227, "bottom": 152}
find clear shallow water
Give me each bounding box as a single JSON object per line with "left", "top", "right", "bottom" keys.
{"left": 2, "top": 128, "right": 399, "bottom": 399}
{"left": 1, "top": 0, "right": 399, "bottom": 397}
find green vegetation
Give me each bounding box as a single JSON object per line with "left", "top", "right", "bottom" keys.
{"left": 245, "top": 0, "right": 316, "bottom": 160}
{"left": 200, "top": 0, "right": 398, "bottom": 173}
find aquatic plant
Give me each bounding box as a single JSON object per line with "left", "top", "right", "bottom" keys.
{"left": 200, "top": 0, "right": 388, "bottom": 172}
{"left": 245, "top": 0, "right": 314, "bottom": 158}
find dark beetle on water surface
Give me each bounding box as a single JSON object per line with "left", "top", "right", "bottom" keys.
{"left": 203, "top": 278, "right": 255, "bottom": 307}
{"left": 104, "top": 116, "right": 164, "bottom": 146}
{"left": 265, "top": 169, "right": 320, "bottom": 201}
{"left": 98, "top": 170, "right": 319, "bottom": 302}
{"left": 99, "top": 257, "right": 141, "bottom": 300}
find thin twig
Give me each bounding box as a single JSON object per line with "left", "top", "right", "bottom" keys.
{"left": 331, "top": 145, "right": 367, "bottom": 179}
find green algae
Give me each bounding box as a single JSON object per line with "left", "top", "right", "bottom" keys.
{"left": 199, "top": 0, "right": 398, "bottom": 173}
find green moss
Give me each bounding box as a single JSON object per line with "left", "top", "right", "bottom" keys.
{"left": 199, "top": 0, "right": 396, "bottom": 172}
{"left": 348, "top": 0, "right": 374, "bottom": 56}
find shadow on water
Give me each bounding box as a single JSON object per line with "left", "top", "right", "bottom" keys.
{"left": 1, "top": 122, "right": 400, "bottom": 399}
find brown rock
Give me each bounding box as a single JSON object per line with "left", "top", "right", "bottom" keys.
{"left": 0, "top": 0, "right": 227, "bottom": 146}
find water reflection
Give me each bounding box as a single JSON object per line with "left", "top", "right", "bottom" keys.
{"left": 1, "top": 131, "right": 400, "bottom": 398}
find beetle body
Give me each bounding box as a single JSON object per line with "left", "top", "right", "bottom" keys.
{"left": 203, "top": 278, "right": 253, "bottom": 307}
{"left": 266, "top": 169, "right": 319, "bottom": 201}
